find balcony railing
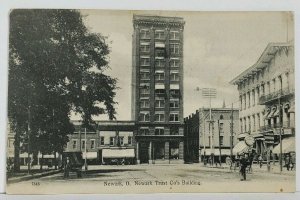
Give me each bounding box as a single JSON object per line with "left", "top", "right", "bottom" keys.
{"left": 259, "top": 87, "right": 294, "bottom": 105}
{"left": 259, "top": 121, "right": 294, "bottom": 131}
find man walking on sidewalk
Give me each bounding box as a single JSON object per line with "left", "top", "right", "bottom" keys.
{"left": 240, "top": 154, "right": 249, "bottom": 181}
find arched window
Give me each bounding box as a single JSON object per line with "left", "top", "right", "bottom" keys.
{"left": 220, "top": 115, "right": 224, "bottom": 120}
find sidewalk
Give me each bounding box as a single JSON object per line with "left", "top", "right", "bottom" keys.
{"left": 7, "top": 169, "right": 61, "bottom": 184}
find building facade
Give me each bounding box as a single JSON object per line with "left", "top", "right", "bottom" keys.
{"left": 230, "top": 42, "right": 295, "bottom": 159}
{"left": 65, "top": 120, "right": 136, "bottom": 164}
{"left": 184, "top": 108, "right": 239, "bottom": 163}
{"left": 131, "top": 15, "right": 185, "bottom": 164}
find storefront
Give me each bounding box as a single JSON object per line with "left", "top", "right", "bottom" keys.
{"left": 101, "top": 148, "right": 135, "bottom": 165}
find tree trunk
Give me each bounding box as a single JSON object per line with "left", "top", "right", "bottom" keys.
{"left": 54, "top": 151, "right": 57, "bottom": 170}
{"left": 13, "top": 127, "right": 21, "bottom": 173}
{"left": 40, "top": 153, "right": 44, "bottom": 171}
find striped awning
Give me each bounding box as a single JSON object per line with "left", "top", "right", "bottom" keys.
{"left": 82, "top": 152, "right": 98, "bottom": 159}
{"left": 273, "top": 137, "right": 295, "bottom": 154}
{"left": 201, "top": 149, "right": 231, "bottom": 156}
{"left": 237, "top": 133, "right": 249, "bottom": 139}
{"left": 233, "top": 141, "right": 251, "bottom": 155}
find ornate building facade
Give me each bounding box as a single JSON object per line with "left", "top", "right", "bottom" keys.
{"left": 230, "top": 42, "right": 295, "bottom": 159}
{"left": 131, "top": 15, "right": 185, "bottom": 164}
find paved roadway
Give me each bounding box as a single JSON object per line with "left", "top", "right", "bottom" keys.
{"left": 7, "top": 164, "right": 295, "bottom": 194}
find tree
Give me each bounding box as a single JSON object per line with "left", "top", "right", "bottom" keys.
{"left": 8, "top": 9, "right": 117, "bottom": 172}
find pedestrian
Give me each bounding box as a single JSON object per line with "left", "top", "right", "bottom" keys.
{"left": 290, "top": 153, "right": 296, "bottom": 171}
{"left": 240, "top": 154, "right": 249, "bottom": 181}
{"left": 285, "top": 154, "right": 291, "bottom": 171}
{"left": 64, "top": 157, "right": 70, "bottom": 179}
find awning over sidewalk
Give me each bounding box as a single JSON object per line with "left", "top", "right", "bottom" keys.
{"left": 273, "top": 137, "right": 295, "bottom": 154}
{"left": 237, "top": 133, "right": 248, "bottom": 139}
{"left": 82, "top": 152, "right": 98, "bottom": 159}
{"left": 233, "top": 141, "right": 251, "bottom": 155}
{"left": 102, "top": 149, "right": 135, "bottom": 158}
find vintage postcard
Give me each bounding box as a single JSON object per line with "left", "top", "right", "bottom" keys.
{"left": 6, "top": 10, "right": 295, "bottom": 194}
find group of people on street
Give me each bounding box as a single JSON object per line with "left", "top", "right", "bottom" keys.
{"left": 284, "top": 153, "right": 296, "bottom": 171}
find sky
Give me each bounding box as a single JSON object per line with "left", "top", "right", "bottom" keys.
{"left": 74, "top": 10, "right": 294, "bottom": 121}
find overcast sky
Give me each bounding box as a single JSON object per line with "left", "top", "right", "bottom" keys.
{"left": 73, "top": 10, "right": 294, "bottom": 121}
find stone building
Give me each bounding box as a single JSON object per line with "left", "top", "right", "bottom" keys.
{"left": 131, "top": 15, "right": 185, "bottom": 164}
{"left": 230, "top": 42, "right": 295, "bottom": 158}
{"left": 184, "top": 108, "right": 239, "bottom": 163}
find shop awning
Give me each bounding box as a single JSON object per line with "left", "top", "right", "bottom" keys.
{"left": 155, "top": 84, "right": 165, "bottom": 89}
{"left": 233, "top": 141, "right": 251, "bottom": 155}
{"left": 263, "top": 108, "right": 271, "bottom": 119}
{"left": 170, "top": 84, "right": 179, "bottom": 90}
{"left": 201, "top": 149, "right": 231, "bottom": 156}
{"left": 252, "top": 133, "right": 264, "bottom": 138}
{"left": 82, "top": 152, "right": 98, "bottom": 159}
{"left": 273, "top": 137, "right": 295, "bottom": 154}
{"left": 102, "top": 149, "right": 135, "bottom": 158}
{"left": 155, "top": 42, "right": 165, "bottom": 48}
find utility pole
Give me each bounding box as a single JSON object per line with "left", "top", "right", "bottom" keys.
{"left": 202, "top": 107, "right": 206, "bottom": 165}
{"left": 84, "top": 127, "right": 88, "bottom": 171}
{"left": 218, "top": 120, "right": 222, "bottom": 167}
{"left": 27, "top": 105, "right": 31, "bottom": 175}
{"left": 278, "top": 93, "right": 282, "bottom": 172}
{"left": 230, "top": 103, "right": 234, "bottom": 159}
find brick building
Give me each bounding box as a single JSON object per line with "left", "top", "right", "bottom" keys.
{"left": 184, "top": 108, "right": 239, "bottom": 163}
{"left": 131, "top": 15, "right": 185, "bottom": 164}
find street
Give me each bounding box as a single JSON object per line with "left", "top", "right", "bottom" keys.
{"left": 7, "top": 163, "right": 295, "bottom": 194}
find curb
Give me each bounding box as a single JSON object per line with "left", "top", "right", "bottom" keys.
{"left": 7, "top": 169, "right": 62, "bottom": 184}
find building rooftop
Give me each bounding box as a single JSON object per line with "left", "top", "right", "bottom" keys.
{"left": 230, "top": 41, "right": 293, "bottom": 85}
{"left": 133, "top": 14, "right": 185, "bottom": 27}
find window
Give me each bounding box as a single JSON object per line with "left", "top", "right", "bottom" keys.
{"left": 100, "top": 136, "right": 104, "bottom": 145}
{"left": 170, "top": 127, "right": 179, "bottom": 135}
{"left": 140, "top": 88, "right": 150, "bottom": 95}
{"left": 252, "top": 90, "right": 255, "bottom": 106}
{"left": 170, "top": 99, "right": 179, "bottom": 108}
{"left": 240, "top": 119, "right": 243, "bottom": 133}
{"left": 81, "top": 140, "right": 86, "bottom": 149}
{"left": 155, "top": 113, "right": 165, "bottom": 122}
{"left": 170, "top": 59, "right": 180, "bottom": 68}
{"left": 155, "top": 128, "right": 164, "bottom": 135}
{"left": 155, "top": 30, "right": 165, "bottom": 39}
{"left": 72, "top": 140, "right": 77, "bottom": 149}
{"left": 155, "top": 89, "right": 165, "bottom": 95}
{"left": 90, "top": 139, "right": 95, "bottom": 149}
{"left": 140, "top": 29, "right": 150, "bottom": 39}
{"left": 140, "top": 99, "right": 149, "bottom": 108}
{"left": 119, "top": 137, "right": 124, "bottom": 146}
{"left": 219, "top": 136, "right": 224, "bottom": 146}
{"left": 220, "top": 115, "right": 224, "bottom": 120}
{"left": 155, "top": 59, "right": 165, "bottom": 67}
{"left": 140, "top": 57, "right": 150, "bottom": 66}
{"left": 155, "top": 99, "right": 165, "bottom": 108}
{"left": 140, "top": 128, "right": 150, "bottom": 135}
{"left": 248, "top": 92, "right": 251, "bottom": 108}
{"left": 140, "top": 72, "right": 150, "bottom": 80}
{"left": 219, "top": 123, "right": 224, "bottom": 133}
{"left": 170, "top": 89, "right": 180, "bottom": 96}
{"left": 170, "top": 44, "right": 180, "bottom": 54}
{"left": 128, "top": 136, "right": 132, "bottom": 145}
{"left": 170, "top": 72, "right": 179, "bottom": 81}
{"left": 170, "top": 31, "right": 179, "bottom": 40}
{"left": 110, "top": 137, "right": 115, "bottom": 146}
{"left": 139, "top": 112, "right": 150, "bottom": 122}
{"left": 155, "top": 49, "right": 165, "bottom": 57}
{"left": 257, "top": 113, "right": 261, "bottom": 128}
{"left": 140, "top": 44, "right": 150, "bottom": 52}
{"left": 253, "top": 115, "right": 256, "bottom": 131}
{"left": 169, "top": 113, "right": 179, "bottom": 122}
{"left": 155, "top": 72, "right": 165, "bottom": 80}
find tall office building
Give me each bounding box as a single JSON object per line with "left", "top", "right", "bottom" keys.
{"left": 131, "top": 15, "right": 185, "bottom": 164}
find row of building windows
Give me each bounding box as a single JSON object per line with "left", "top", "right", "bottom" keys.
{"left": 140, "top": 99, "right": 180, "bottom": 108}
{"left": 71, "top": 136, "right": 133, "bottom": 149}
{"left": 140, "top": 88, "right": 180, "bottom": 96}
{"left": 140, "top": 29, "right": 180, "bottom": 40}
{"left": 139, "top": 112, "right": 179, "bottom": 122}
{"left": 140, "top": 72, "right": 180, "bottom": 81}
{"left": 140, "top": 57, "right": 180, "bottom": 67}
{"left": 139, "top": 127, "right": 180, "bottom": 135}
{"left": 140, "top": 44, "right": 180, "bottom": 54}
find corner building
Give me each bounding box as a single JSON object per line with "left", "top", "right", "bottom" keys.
{"left": 131, "top": 15, "right": 185, "bottom": 164}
